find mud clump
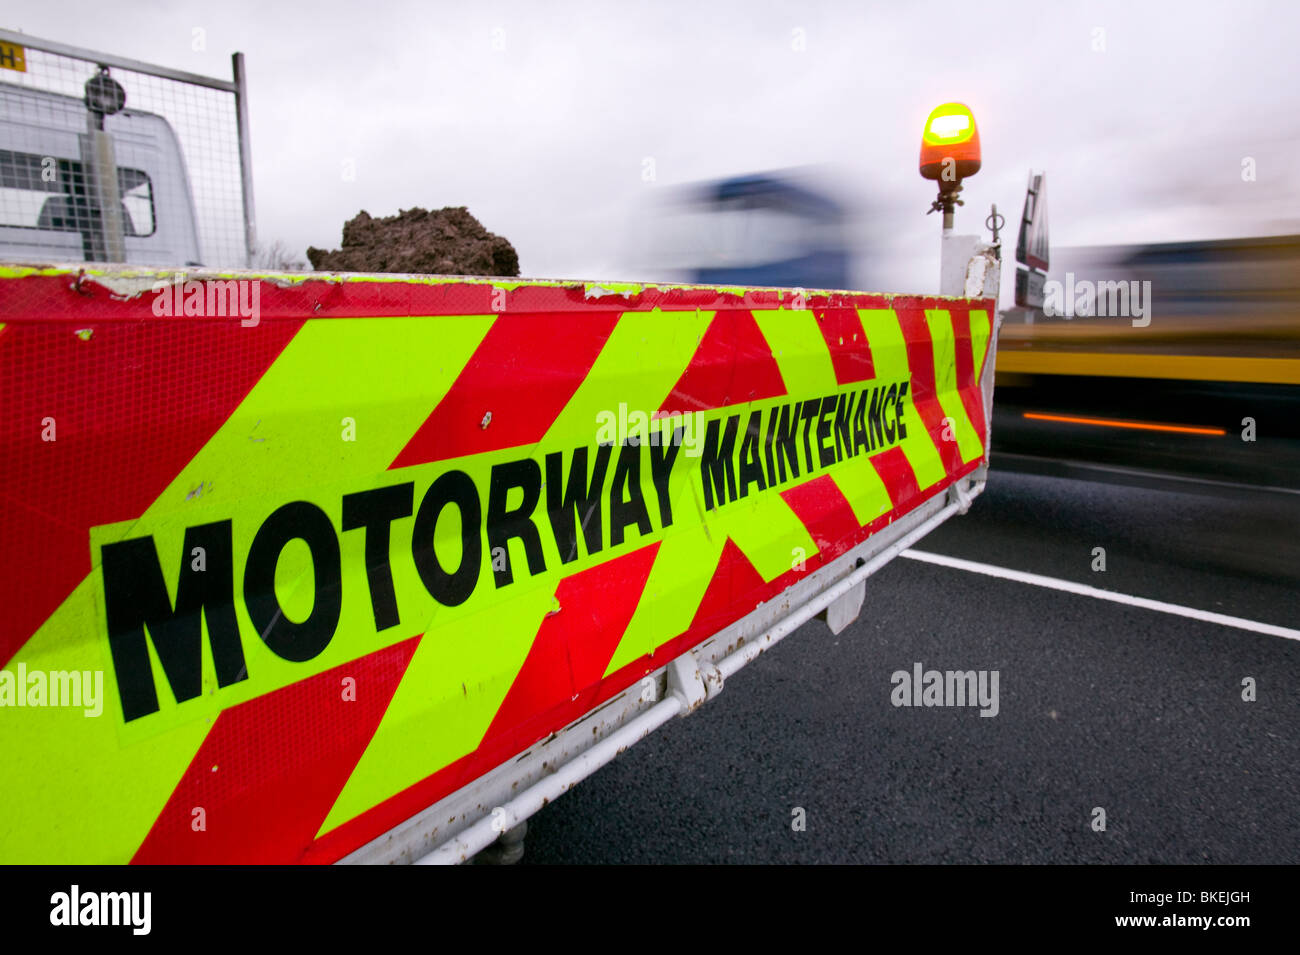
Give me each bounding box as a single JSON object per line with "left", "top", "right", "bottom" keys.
{"left": 307, "top": 207, "right": 520, "bottom": 277}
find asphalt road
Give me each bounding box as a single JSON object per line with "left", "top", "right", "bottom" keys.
{"left": 520, "top": 469, "right": 1299, "bottom": 864}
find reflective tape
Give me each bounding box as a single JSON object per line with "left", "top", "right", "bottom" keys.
{"left": 0, "top": 267, "right": 994, "bottom": 862}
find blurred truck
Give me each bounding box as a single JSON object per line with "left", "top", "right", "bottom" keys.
{"left": 995, "top": 234, "right": 1300, "bottom": 493}
{"left": 660, "top": 172, "right": 854, "bottom": 291}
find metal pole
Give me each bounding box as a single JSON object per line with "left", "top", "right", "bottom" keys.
{"left": 415, "top": 694, "right": 686, "bottom": 864}
{"left": 82, "top": 116, "right": 126, "bottom": 262}
{"left": 938, "top": 190, "right": 957, "bottom": 295}
{"left": 232, "top": 52, "right": 257, "bottom": 267}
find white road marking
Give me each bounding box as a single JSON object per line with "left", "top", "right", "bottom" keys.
{"left": 901, "top": 549, "right": 1300, "bottom": 642}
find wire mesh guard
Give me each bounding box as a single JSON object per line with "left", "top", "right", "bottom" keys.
{"left": 0, "top": 38, "right": 250, "bottom": 269}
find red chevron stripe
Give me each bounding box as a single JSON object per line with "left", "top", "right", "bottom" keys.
{"left": 658, "top": 310, "right": 786, "bottom": 415}
{"left": 948, "top": 304, "right": 988, "bottom": 446}
{"left": 131, "top": 636, "right": 420, "bottom": 864}
{"left": 780, "top": 475, "right": 861, "bottom": 562}
{"left": 390, "top": 311, "right": 620, "bottom": 469}
{"left": 0, "top": 319, "right": 303, "bottom": 669}
{"left": 870, "top": 445, "right": 922, "bottom": 513}
{"left": 481, "top": 542, "right": 661, "bottom": 747}
{"left": 686, "top": 537, "right": 770, "bottom": 639}
{"left": 893, "top": 305, "right": 962, "bottom": 481}
{"left": 815, "top": 307, "right": 876, "bottom": 385}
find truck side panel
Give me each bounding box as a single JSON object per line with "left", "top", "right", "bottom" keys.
{"left": 0, "top": 266, "right": 996, "bottom": 863}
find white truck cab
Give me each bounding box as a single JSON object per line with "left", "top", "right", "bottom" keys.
{"left": 0, "top": 82, "right": 203, "bottom": 266}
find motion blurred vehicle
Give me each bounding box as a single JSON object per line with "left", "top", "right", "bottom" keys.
{"left": 643, "top": 171, "right": 857, "bottom": 291}
{"left": 993, "top": 233, "right": 1300, "bottom": 493}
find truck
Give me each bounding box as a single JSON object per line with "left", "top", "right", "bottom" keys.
{"left": 0, "top": 35, "right": 1004, "bottom": 864}
{"left": 995, "top": 233, "right": 1300, "bottom": 494}
{"left": 0, "top": 82, "right": 203, "bottom": 266}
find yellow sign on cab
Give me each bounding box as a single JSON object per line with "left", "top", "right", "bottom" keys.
{"left": 0, "top": 41, "right": 26, "bottom": 72}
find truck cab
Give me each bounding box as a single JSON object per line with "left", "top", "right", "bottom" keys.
{"left": 0, "top": 82, "right": 202, "bottom": 266}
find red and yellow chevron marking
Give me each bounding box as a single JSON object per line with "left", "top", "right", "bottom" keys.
{"left": 0, "top": 266, "right": 994, "bottom": 863}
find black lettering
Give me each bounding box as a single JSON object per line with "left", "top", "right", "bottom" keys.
{"left": 852, "top": 388, "right": 869, "bottom": 455}
{"left": 895, "top": 381, "right": 910, "bottom": 440}
{"left": 799, "top": 401, "right": 820, "bottom": 472}
{"left": 487, "top": 459, "right": 546, "bottom": 587}
{"left": 546, "top": 445, "right": 612, "bottom": 563}
{"left": 773, "top": 402, "right": 801, "bottom": 484}
{"left": 342, "top": 482, "right": 414, "bottom": 632}
{"left": 648, "top": 428, "right": 684, "bottom": 528}
{"left": 102, "top": 521, "right": 244, "bottom": 722}
{"left": 412, "top": 470, "right": 481, "bottom": 606}
{"left": 816, "top": 395, "right": 837, "bottom": 468}
{"left": 867, "top": 385, "right": 886, "bottom": 449}
{"left": 763, "top": 406, "right": 778, "bottom": 485}
{"left": 738, "top": 410, "right": 767, "bottom": 497}
{"left": 244, "top": 502, "right": 342, "bottom": 663}
{"left": 834, "top": 392, "right": 853, "bottom": 461}
{"left": 700, "top": 415, "right": 740, "bottom": 510}
{"left": 882, "top": 383, "right": 898, "bottom": 443}
{"left": 610, "top": 440, "right": 653, "bottom": 546}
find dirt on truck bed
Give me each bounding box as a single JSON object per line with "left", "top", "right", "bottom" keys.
{"left": 306, "top": 206, "right": 520, "bottom": 277}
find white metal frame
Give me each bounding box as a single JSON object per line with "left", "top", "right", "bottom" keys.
{"left": 0, "top": 28, "right": 256, "bottom": 266}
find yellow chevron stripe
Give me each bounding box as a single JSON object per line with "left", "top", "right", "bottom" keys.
{"left": 603, "top": 522, "right": 723, "bottom": 677}
{"left": 858, "top": 308, "right": 947, "bottom": 491}
{"left": 604, "top": 462, "right": 820, "bottom": 678}
{"left": 320, "top": 579, "right": 557, "bottom": 834}
{"left": 970, "top": 309, "right": 992, "bottom": 385}
{"left": 543, "top": 307, "right": 715, "bottom": 447}
{"left": 831, "top": 453, "right": 896, "bottom": 528}
{"left": 752, "top": 308, "right": 840, "bottom": 397}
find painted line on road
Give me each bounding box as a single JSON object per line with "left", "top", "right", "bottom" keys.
{"left": 901, "top": 549, "right": 1300, "bottom": 642}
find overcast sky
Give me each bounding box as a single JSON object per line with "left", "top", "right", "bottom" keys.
{"left": 10, "top": 0, "right": 1297, "bottom": 298}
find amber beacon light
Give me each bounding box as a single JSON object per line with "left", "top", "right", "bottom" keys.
{"left": 920, "top": 102, "right": 981, "bottom": 180}
{"left": 919, "top": 102, "right": 982, "bottom": 228}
